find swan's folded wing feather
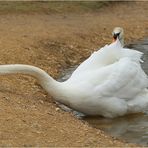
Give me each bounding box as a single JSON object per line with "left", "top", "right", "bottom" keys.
{"left": 71, "top": 39, "right": 144, "bottom": 82}
{"left": 120, "top": 48, "right": 144, "bottom": 63}
{"left": 71, "top": 42, "right": 121, "bottom": 78}
{"left": 93, "top": 58, "right": 143, "bottom": 98}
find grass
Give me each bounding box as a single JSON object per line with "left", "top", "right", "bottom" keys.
{"left": 0, "top": 1, "right": 109, "bottom": 14}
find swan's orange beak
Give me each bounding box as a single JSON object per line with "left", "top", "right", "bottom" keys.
{"left": 112, "top": 33, "right": 119, "bottom": 43}
{"left": 112, "top": 38, "right": 116, "bottom": 42}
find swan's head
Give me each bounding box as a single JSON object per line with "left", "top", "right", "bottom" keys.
{"left": 112, "top": 27, "right": 124, "bottom": 46}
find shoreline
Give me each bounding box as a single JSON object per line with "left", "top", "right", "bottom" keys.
{"left": 0, "top": 1, "right": 147, "bottom": 146}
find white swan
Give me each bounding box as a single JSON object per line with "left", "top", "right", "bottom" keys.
{"left": 0, "top": 27, "right": 148, "bottom": 118}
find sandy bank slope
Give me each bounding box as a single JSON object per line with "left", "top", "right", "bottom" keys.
{"left": 0, "top": 1, "right": 147, "bottom": 146}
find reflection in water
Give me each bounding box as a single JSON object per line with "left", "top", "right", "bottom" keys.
{"left": 58, "top": 39, "right": 148, "bottom": 146}
{"left": 83, "top": 113, "right": 148, "bottom": 146}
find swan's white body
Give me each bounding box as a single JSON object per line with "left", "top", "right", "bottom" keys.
{"left": 0, "top": 39, "right": 148, "bottom": 118}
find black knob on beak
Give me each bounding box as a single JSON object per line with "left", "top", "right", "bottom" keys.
{"left": 113, "top": 33, "right": 120, "bottom": 40}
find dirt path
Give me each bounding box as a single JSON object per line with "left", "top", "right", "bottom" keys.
{"left": 0, "top": 2, "right": 147, "bottom": 147}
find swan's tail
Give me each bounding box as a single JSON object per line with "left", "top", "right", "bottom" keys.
{"left": 127, "top": 89, "right": 148, "bottom": 113}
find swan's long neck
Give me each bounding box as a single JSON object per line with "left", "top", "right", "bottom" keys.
{"left": 0, "top": 64, "right": 68, "bottom": 104}
{"left": 120, "top": 37, "right": 124, "bottom": 47}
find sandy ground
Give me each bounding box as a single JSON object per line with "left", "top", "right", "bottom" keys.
{"left": 0, "top": 1, "right": 148, "bottom": 147}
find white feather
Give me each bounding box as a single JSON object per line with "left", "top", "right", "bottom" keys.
{"left": 62, "top": 39, "right": 148, "bottom": 118}
{"left": 0, "top": 39, "right": 147, "bottom": 118}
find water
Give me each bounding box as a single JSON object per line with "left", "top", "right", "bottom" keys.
{"left": 58, "top": 39, "right": 148, "bottom": 146}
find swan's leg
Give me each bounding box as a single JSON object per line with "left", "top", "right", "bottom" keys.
{"left": 127, "top": 89, "right": 148, "bottom": 113}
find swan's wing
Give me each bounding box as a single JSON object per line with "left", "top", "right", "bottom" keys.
{"left": 71, "top": 39, "right": 144, "bottom": 80}
{"left": 93, "top": 57, "right": 148, "bottom": 99}
{"left": 70, "top": 45, "right": 109, "bottom": 77}
{"left": 120, "top": 48, "right": 143, "bottom": 63}
{"left": 71, "top": 40, "right": 122, "bottom": 78}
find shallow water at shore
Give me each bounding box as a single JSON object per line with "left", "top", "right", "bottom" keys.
{"left": 59, "top": 39, "right": 148, "bottom": 146}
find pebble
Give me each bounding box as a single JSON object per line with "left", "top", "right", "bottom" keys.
{"left": 3, "top": 96, "right": 10, "bottom": 101}
{"left": 39, "top": 100, "right": 44, "bottom": 104}
{"left": 55, "top": 107, "right": 60, "bottom": 112}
